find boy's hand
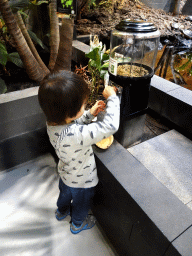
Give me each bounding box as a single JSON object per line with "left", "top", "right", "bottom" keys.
{"left": 103, "top": 86, "right": 117, "bottom": 99}
{"left": 90, "top": 100, "right": 106, "bottom": 117}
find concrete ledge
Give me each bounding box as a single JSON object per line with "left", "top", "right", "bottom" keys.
{"left": 149, "top": 75, "right": 192, "bottom": 138}
{"left": 0, "top": 87, "right": 49, "bottom": 170}
{"left": 139, "top": 0, "right": 175, "bottom": 12}
{"left": 72, "top": 40, "right": 90, "bottom": 65}
{"left": 0, "top": 87, "right": 45, "bottom": 142}
{"left": 165, "top": 226, "right": 192, "bottom": 256}
{"left": 93, "top": 141, "right": 192, "bottom": 256}
{"left": 0, "top": 127, "right": 54, "bottom": 171}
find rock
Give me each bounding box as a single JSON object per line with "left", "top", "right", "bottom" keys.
{"left": 185, "top": 16, "right": 192, "bottom": 21}
{"left": 182, "top": 29, "right": 192, "bottom": 39}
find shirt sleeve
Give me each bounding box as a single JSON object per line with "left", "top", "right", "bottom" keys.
{"left": 77, "top": 95, "right": 120, "bottom": 146}
{"left": 76, "top": 110, "right": 95, "bottom": 125}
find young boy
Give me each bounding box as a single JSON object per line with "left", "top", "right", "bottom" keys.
{"left": 38, "top": 70, "right": 120, "bottom": 234}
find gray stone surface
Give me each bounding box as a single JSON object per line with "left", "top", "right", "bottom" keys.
{"left": 128, "top": 130, "right": 192, "bottom": 207}
{"left": 165, "top": 226, "right": 192, "bottom": 256}
{"left": 72, "top": 40, "right": 90, "bottom": 65}
{"left": 187, "top": 201, "right": 192, "bottom": 210}
{"left": 0, "top": 113, "right": 45, "bottom": 141}
{"left": 0, "top": 87, "right": 39, "bottom": 104}
{"left": 150, "top": 75, "right": 180, "bottom": 93}
{"left": 167, "top": 86, "right": 192, "bottom": 106}
{"left": 140, "top": 0, "right": 175, "bottom": 13}
{"left": 0, "top": 94, "right": 43, "bottom": 126}
{"left": 0, "top": 128, "right": 51, "bottom": 171}
{"left": 94, "top": 140, "right": 192, "bottom": 244}
{"left": 182, "top": 0, "right": 192, "bottom": 15}
{"left": 149, "top": 75, "right": 192, "bottom": 137}
{"left": 0, "top": 154, "right": 117, "bottom": 256}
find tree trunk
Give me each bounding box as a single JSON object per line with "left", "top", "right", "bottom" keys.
{"left": 0, "top": 0, "right": 46, "bottom": 82}
{"left": 15, "top": 12, "right": 50, "bottom": 77}
{"left": 48, "top": 0, "right": 60, "bottom": 71}
{"left": 173, "top": 0, "right": 181, "bottom": 16}
{"left": 54, "top": 18, "right": 74, "bottom": 72}
{"left": 77, "top": 0, "right": 89, "bottom": 20}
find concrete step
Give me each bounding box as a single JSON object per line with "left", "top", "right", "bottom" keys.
{"left": 0, "top": 154, "right": 118, "bottom": 256}
{"left": 128, "top": 129, "right": 192, "bottom": 211}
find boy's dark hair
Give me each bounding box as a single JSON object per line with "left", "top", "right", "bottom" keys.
{"left": 38, "top": 70, "right": 90, "bottom": 124}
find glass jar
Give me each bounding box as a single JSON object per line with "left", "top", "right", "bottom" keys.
{"left": 109, "top": 19, "right": 160, "bottom": 79}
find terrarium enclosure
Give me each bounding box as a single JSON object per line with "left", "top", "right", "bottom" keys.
{"left": 108, "top": 19, "right": 161, "bottom": 79}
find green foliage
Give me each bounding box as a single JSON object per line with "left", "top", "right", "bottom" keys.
{"left": 0, "top": 41, "right": 24, "bottom": 94}
{"left": 0, "top": 0, "right": 49, "bottom": 50}
{"left": 99, "top": 0, "right": 112, "bottom": 8}
{"left": 178, "top": 53, "right": 192, "bottom": 76}
{"left": 0, "top": 77, "right": 7, "bottom": 94}
{"left": 28, "top": 29, "right": 49, "bottom": 51}
{"left": 8, "top": 0, "right": 49, "bottom": 13}
{"left": 85, "top": 46, "right": 109, "bottom": 79}
{"left": 8, "top": 52, "right": 24, "bottom": 67}
{"left": 88, "top": 0, "right": 97, "bottom": 9}
{"left": 0, "top": 41, "right": 23, "bottom": 67}
{"left": 0, "top": 0, "right": 49, "bottom": 94}
{"left": 9, "top": 0, "right": 30, "bottom": 13}
{"left": 85, "top": 43, "right": 109, "bottom": 100}
{"left": 0, "top": 42, "right": 7, "bottom": 66}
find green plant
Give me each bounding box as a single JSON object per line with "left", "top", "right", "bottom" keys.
{"left": 0, "top": 0, "right": 74, "bottom": 92}
{"left": 85, "top": 35, "right": 109, "bottom": 100}
{"left": 178, "top": 53, "right": 192, "bottom": 76}
{"left": 0, "top": 1, "right": 48, "bottom": 94}
{"left": 99, "top": 0, "right": 112, "bottom": 8}
{"left": 89, "top": 0, "right": 96, "bottom": 8}
{"left": 0, "top": 41, "right": 24, "bottom": 93}
{"left": 0, "top": 77, "right": 6, "bottom": 94}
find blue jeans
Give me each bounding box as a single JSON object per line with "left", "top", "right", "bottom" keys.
{"left": 57, "top": 178, "right": 95, "bottom": 226}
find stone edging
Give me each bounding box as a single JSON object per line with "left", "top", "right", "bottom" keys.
{"left": 93, "top": 140, "right": 192, "bottom": 256}
{"left": 149, "top": 75, "right": 192, "bottom": 137}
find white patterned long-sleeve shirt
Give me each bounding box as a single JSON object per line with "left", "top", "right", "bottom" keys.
{"left": 47, "top": 95, "right": 120, "bottom": 188}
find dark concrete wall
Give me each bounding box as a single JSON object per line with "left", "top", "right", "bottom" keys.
{"left": 139, "top": 0, "right": 175, "bottom": 12}
{"left": 140, "top": 0, "right": 192, "bottom": 15}
{"left": 182, "top": 0, "right": 192, "bottom": 15}
{"left": 0, "top": 88, "right": 54, "bottom": 171}
{"left": 93, "top": 141, "right": 192, "bottom": 256}
{"left": 149, "top": 75, "right": 192, "bottom": 140}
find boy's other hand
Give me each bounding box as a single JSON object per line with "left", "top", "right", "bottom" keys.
{"left": 103, "top": 86, "right": 117, "bottom": 99}
{"left": 90, "top": 100, "right": 106, "bottom": 117}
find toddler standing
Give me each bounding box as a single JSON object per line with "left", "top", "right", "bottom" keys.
{"left": 38, "top": 70, "right": 120, "bottom": 234}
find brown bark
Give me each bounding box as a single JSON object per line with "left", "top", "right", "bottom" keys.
{"left": 54, "top": 18, "right": 74, "bottom": 72}
{"left": 77, "top": 0, "right": 89, "bottom": 20}
{"left": 173, "top": 0, "right": 181, "bottom": 16}
{"left": 48, "top": 0, "right": 60, "bottom": 71}
{"left": 0, "top": 0, "right": 46, "bottom": 82}
{"left": 15, "top": 12, "right": 50, "bottom": 77}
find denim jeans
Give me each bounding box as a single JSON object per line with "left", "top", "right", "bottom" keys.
{"left": 57, "top": 178, "right": 95, "bottom": 226}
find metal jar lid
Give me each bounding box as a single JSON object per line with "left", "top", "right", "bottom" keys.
{"left": 115, "top": 19, "right": 158, "bottom": 33}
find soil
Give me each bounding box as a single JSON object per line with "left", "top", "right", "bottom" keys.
{"left": 76, "top": 0, "right": 191, "bottom": 42}
{"left": 117, "top": 64, "right": 149, "bottom": 77}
